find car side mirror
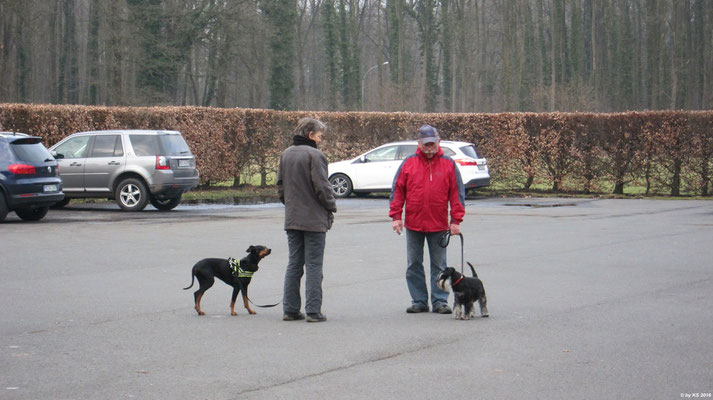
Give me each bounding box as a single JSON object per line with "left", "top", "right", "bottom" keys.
{"left": 360, "top": 155, "right": 367, "bottom": 163}
{"left": 51, "top": 150, "right": 64, "bottom": 159}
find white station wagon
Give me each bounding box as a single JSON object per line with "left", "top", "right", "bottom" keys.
{"left": 328, "top": 140, "right": 490, "bottom": 198}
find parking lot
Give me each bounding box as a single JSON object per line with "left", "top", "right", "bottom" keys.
{"left": 1, "top": 197, "right": 712, "bottom": 399}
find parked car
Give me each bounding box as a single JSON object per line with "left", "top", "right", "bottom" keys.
{"left": 49, "top": 130, "right": 199, "bottom": 211}
{"left": 328, "top": 140, "right": 490, "bottom": 198}
{"left": 0, "top": 132, "right": 64, "bottom": 222}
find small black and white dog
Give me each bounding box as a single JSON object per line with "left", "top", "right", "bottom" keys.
{"left": 436, "top": 262, "right": 489, "bottom": 320}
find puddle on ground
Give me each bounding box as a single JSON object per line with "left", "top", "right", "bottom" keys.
{"left": 503, "top": 202, "right": 577, "bottom": 208}
{"left": 184, "top": 195, "right": 279, "bottom": 205}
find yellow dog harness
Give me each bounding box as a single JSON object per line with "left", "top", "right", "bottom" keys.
{"left": 229, "top": 257, "right": 253, "bottom": 278}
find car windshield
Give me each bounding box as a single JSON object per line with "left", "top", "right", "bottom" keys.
{"left": 11, "top": 141, "right": 53, "bottom": 163}
{"left": 159, "top": 134, "right": 192, "bottom": 156}
{"left": 459, "top": 145, "right": 482, "bottom": 159}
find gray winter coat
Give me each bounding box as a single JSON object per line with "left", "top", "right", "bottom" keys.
{"left": 277, "top": 138, "right": 337, "bottom": 232}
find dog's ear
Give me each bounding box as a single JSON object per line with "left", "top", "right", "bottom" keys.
{"left": 246, "top": 245, "right": 255, "bottom": 253}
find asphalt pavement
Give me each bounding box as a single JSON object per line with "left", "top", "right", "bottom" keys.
{"left": 1, "top": 197, "right": 712, "bottom": 399}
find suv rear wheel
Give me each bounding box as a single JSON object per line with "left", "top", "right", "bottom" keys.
{"left": 0, "top": 194, "right": 8, "bottom": 221}
{"left": 150, "top": 194, "right": 182, "bottom": 211}
{"left": 14, "top": 206, "right": 49, "bottom": 221}
{"left": 115, "top": 178, "right": 149, "bottom": 211}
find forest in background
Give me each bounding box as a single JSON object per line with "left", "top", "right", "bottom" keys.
{"left": 1, "top": 0, "right": 711, "bottom": 114}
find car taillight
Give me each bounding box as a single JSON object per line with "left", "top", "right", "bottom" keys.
{"left": 454, "top": 159, "right": 479, "bottom": 166}
{"left": 8, "top": 164, "right": 36, "bottom": 174}
{"left": 156, "top": 156, "right": 170, "bottom": 170}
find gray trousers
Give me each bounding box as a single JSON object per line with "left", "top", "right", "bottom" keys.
{"left": 283, "top": 230, "right": 326, "bottom": 315}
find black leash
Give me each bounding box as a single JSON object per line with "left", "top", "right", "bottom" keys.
{"left": 238, "top": 278, "right": 282, "bottom": 308}
{"left": 248, "top": 297, "right": 281, "bottom": 308}
{"left": 439, "top": 231, "right": 464, "bottom": 274}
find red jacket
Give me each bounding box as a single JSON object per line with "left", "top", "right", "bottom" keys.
{"left": 389, "top": 147, "right": 465, "bottom": 232}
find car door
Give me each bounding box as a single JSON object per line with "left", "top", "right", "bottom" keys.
{"left": 52, "top": 135, "right": 91, "bottom": 192}
{"left": 352, "top": 145, "right": 401, "bottom": 190}
{"left": 83, "top": 134, "right": 125, "bottom": 193}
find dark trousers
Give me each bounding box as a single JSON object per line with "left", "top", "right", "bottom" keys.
{"left": 283, "top": 230, "right": 326, "bottom": 315}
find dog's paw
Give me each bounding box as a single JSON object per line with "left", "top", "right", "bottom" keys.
{"left": 231, "top": 311, "right": 238, "bottom": 316}
{"left": 249, "top": 310, "right": 257, "bottom": 315}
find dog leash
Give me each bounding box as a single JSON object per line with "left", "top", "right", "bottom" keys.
{"left": 238, "top": 278, "right": 282, "bottom": 308}
{"left": 248, "top": 297, "right": 281, "bottom": 308}
{"left": 439, "top": 231, "right": 465, "bottom": 275}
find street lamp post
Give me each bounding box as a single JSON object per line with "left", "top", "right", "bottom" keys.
{"left": 361, "top": 61, "right": 389, "bottom": 110}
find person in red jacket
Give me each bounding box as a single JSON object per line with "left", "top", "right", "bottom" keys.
{"left": 389, "top": 125, "right": 466, "bottom": 314}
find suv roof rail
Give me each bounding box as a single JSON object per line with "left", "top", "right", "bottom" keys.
{"left": 0, "top": 131, "right": 31, "bottom": 137}
{"left": 71, "top": 129, "right": 181, "bottom": 135}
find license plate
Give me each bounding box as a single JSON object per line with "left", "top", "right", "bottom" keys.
{"left": 43, "top": 184, "right": 58, "bottom": 192}
{"left": 178, "top": 160, "right": 190, "bottom": 167}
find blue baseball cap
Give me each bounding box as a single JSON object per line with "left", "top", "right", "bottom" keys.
{"left": 418, "top": 125, "right": 439, "bottom": 143}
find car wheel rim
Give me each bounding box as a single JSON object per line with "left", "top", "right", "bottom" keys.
{"left": 120, "top": 184, "right": 141, "bottom": 207}
{"left": 332, "top": 178, "right": 347, "bottom": 195}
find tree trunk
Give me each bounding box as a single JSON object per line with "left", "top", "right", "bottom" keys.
{"left": 524, "top": 175, "right": 534, "bottom": 190}
{"left": 671, "top": 158, "right": 681, "bottom": 196}
{"left": 613, "top": 181, "right": 625, "bottom": 195}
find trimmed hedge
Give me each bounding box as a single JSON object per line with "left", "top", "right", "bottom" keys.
{"left": 1, "top": 103, "right": 712, "bottom": 196}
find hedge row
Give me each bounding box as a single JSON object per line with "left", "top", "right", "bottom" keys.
{"left": 1, "top": 103, "right": 712, "bottom": 196}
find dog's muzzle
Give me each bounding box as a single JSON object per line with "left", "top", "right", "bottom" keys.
{"left": 436, "top": 273, "right": 451, "bottom": 292}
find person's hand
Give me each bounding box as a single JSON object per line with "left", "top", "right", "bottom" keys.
{"left": 393, "top": 220, "right": 404, "bottom": 235}
{"left": 449, "top": 223, "right": 461, "bottom": 235}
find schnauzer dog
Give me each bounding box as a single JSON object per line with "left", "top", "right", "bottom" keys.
{"left": 436, "top": 262, "right": 489, "bottom": 320}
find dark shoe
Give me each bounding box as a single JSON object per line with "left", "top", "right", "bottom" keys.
{"left": 306, "top": 313, "right": 327, "bottom": 322}
{"left": 406, "top": 304, "right": 429, "bottom": 313}
{"left": 434, "top": 304, "right": 452, "bottom": 314}
{"left": 283, "top": 312, "right": 305, "bottom": 321}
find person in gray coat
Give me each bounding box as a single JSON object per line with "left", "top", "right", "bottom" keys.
{"left": 277, "top": 117, "right": 337, "bottom": 322}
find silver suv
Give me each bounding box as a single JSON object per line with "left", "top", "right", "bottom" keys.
{"left": 50, "top": 130, "right": 199, "bottom": 211}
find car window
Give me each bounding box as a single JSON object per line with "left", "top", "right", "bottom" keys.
{"left": 11, "top": 141, "right": 53, "bottom": 163}
{"left": 90, "top": 135, "right": 123, "bottom": 157}
{"left": 129, "top": 135, "right": 160, "bottom": 156}
{"left": 459, "top": 145, "right": 482, "bottom": 158}
{"left": 54, "top": 136, "right": 90, "bottom": 159}
{"left": 159, "top": 135, "right": 191, "bottom": 156}
{"left": 441, "top": 147, "right": 456, "bottom": 157}
{"left": 0, "top": 141, "right": 10, "bottom": 159}
{"left": 398, "top": 145, "right": 418, "bottom": 159}
{"left": 365, "top": 146, "right": 398, "bottom": 162}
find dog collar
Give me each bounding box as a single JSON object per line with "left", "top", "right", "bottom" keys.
{"left": 452, "top": 276, "right": 463, "bottom": 286}
{"left": 229, "top": 257, "right": 253, "bottom": 278}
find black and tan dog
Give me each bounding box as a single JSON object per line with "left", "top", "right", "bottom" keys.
{"left": 436, "top": 262, "right": 489, "bottom": 320}
{"left": 183, "top": 245, "right": 271, "bottom": 316}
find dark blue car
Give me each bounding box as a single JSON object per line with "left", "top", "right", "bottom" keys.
{"left": 0, "top": 132, "right": 64, "bottom": 222}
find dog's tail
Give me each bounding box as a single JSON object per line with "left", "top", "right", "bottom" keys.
{"left": 183, "top": 267, "right": 196, "bottom": 290}
{"left": 467, "top": 262, "right": 478, "bottom": 278}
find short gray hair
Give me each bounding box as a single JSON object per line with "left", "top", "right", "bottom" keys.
{"left": 294, "top": 117, "right": 327, "bottom": 138}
